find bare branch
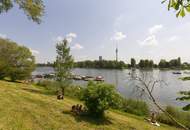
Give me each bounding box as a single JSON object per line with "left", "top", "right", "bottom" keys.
{"left": 130, "top": 71, "right": 189, "bottom": 130}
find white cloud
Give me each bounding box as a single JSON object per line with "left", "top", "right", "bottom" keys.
{"left": 138, "top": 35, "right": 158, "bottom": 46}
{"left": 66, "top": 33, "right": 77, "bottom": 43}
{"left": 54, "top": 33, "right": 77, "bottom": 43}
{"left": 111, "top": 32, "right": 126, "bottom": 41}
{"left": 168, "top": 36, "right": 179, "bottom": 42}
{"left": 138, "top": 24, "right": 163, "bottom": 47}
{"left": 149, "top": 24, "right": 163, "bottom": 34}
{"left": 55, "top": 36, "right": 64, "bottom": 42}
{"left": 0, "top": 33, "right": 7, "bottom": 39}
{"left": 30, "top": 49, "right": 39, "bottom": 55}
{"left": 71, "top": 43, "right": 84, "bottom": 50}
{"left": 66, "top": 33, "right": 77, "bottom": 38}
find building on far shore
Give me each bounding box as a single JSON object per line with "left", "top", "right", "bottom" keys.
{"left": 99, "top": 56, "right": 103, "bottom": 61}
{"left": 116, "top": 43, "right": 118, "bottom": 62}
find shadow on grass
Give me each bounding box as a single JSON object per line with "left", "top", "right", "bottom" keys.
{"left": 62, "top": 110, "right": 112, "bottom": 125}
{"left": 21, "top": 87, "right": 56, "bottom": 96}
{"left": 2, "top": 79, "right": 22, "bottom": 83}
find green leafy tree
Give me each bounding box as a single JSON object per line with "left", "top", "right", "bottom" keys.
{"left": 163, "top": 0, "right": 190, "bottom": 17}
{"left": 0, "top": 0, "right": 44, "bottom": 23}
{"left": 0, "top": 38, "right": 35, "bottom": 81}
{"left": 81, "top": 81, "right": 121, "bottom": 117}
{"left": 130, "top": 58, "right": 136, "bottom": 68}
{"left": 138, "top": 60, "right": 145, "bottom": 68}
{"left": 159, "top": 59, "right": 169, "bottom": 68}
{"left": 55, "top": 39, "right": 74, "bottom": 99}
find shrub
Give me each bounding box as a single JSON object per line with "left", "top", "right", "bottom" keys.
{"left": 65, "top": 85, "right": 83, "bottom": 99}
{"left": 81, "top": 81, "right": 121, "bottom": 117}
{"left": 157, "top": 106, "right": 190, "bottom": 129}
{"left": 36, "top": 80, "right": 83, "bottom": 98}
{"left": 36, "top": 80, "right": 59, "bottom": 95}
{"left": 121, "top": 99, "right": 149, "bottom": 116}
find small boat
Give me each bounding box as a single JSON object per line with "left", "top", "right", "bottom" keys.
{"left": 73, "top": 75, "right": 82, "bottom": 80}
{"left": 95, "top": 76, "right": 104, "bottom": 81}
{"left": 35, "top": 74, "right": 43, "bottom": 78}
{"left": 43, "top": 73, "right": 55, "bottom": 79}
{"left": 84, "top": 77, "right": 94, "bottom": 81}
{"left": 172, "top": 72, "right": 182, "bottom": 75}
{"left": 81, "top": 76, "right": 86, "bottom": 80}
{"left": 85, "top": 76, "right": 94, "bottom": 78}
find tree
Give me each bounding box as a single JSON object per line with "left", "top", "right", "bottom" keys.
{"left": 138, "top": 60, "right": 146, "bottom": 68}
{"left": 159, "top": 59, "right": 168, "bottom": 68}
{"left": 81, "top": 81, "right": 121, "bottom": 117}
{"left": 0, "top": 0, "right": 44, "bottom": 24}
{"left": 131, "top": 58, "right": 136, "bottom": 68}
{"left": 54, "top": 39, "right": 74, "bottom": 99}
{"left": 177, "top": 57, "right": 181, "bottom": 67}
{"left": 131, "top": 72, "right": 189, "bottom": 130}
{"left": 163, "top": 0, "right": 190, "bottom": 17}
{"left": 0, "top": 38, "right": 35, "bottom": 81}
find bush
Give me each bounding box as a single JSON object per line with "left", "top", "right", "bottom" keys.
{"left": 36, "top": 80, "right": 83, "bottom": 98}
{"left": 81, "top": 81, "right": 121, "bottom": 117}
{"left": 157, "top": 106, "right": 190, "bottom": 129}
{"left": 65, "top": 85, "right": 84, "bottom": 99}
{"left": 121, "top": 99, "right": 149, "bottom": 116}
{"left": 36, "top": 80, "right": 59, "bottom": 94}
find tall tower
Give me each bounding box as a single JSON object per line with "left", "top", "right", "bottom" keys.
{"left": 116, "top": 43, "right": 118, "bottom": 62}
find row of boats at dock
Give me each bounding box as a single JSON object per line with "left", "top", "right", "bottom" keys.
{"left": 32, "top": 71, "right": 190, "bottom": 81}
{"left": 32, "top": 73, "right": 105, "bottom": 82}
{"left": 172, "top": 71, "right": 190, "bottom": 75}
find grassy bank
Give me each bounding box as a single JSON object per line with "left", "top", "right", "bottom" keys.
{"left": 0, "top": 80, "right": 181, "bottom": 130}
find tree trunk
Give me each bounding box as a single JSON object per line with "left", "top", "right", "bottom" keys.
{"left": 61, "top": 87, "right": 65, "bottom": 99}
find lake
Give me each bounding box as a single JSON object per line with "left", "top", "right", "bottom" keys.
{"left": 33, "top": 67, "right": 190, "bottom": 109}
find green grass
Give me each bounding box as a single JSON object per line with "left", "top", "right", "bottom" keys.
{"left": 0, "top": 80, "right": 182, "bottom": 130}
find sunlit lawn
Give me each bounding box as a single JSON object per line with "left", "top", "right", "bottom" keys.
{"left": 0, "top": 80, "right": 182, "bottom": 130}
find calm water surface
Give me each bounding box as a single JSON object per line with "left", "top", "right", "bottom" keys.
{"left": 33, "top": 67, "right": 190, "bottom": 108}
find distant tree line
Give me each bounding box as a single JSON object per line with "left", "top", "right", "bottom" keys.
{"left": 75, "top": 60, "right": 127, "bottom": 69}
{"left": 0, "top": 38, "right": 35, "bottom": 81}
{"left": 37, "top": 57, "right": 190, "bottom": 70}
{"left": 37, "top": 62, "right": 54, "bottom": 67}
{"left": 129, "top": 57, "right": 190, "bottom": 69}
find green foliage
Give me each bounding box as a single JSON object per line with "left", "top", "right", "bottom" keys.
{"left": 0, "top": 0, "right": 44, "bottom": 23}
{"left": 120, "top": 99, "right": 149, "bottom": 116}
{"left": 176, "top": 91, "right": 190, "bottom": 111}
{"left": 163, "top": 0, "right": 190, "bottom": 17}
{"left": 75, "top": 60, "right": 127, "bottom": 69}
{"left": 130, "top": 58, "right": 136, "bottom": 68}
{"left": 81, "top": 81, "right": 121, "bottom": 117}
{"left": 158, "top": 57, "right": 181, "bottom": 69}
{"left": 157, "top": 106, "right": 190, "bottom": 128}
{"left": 180, "top": 76, "right": 190, "bottom": 81}
{"left": 55, "top": 39, "right": 74, "bottom": 91}
{"left": 0, "top": 38, "right": 35, "bottom": 81}
{"left": 138, "top": 59, "right": 154, "bottom": 69}
{"left": 36, "top": 79, "right": 83, "bottom": 98}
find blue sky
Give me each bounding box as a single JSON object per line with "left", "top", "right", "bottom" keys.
{"left": 0, "top": 0, "right": 190, "bottom": 63}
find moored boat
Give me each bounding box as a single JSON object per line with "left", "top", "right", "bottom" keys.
{"left": 172, "top": 72, "right": 182, "bottom": 74}
{"left": 73, "top": 75, "right": 82, "bottom": 80}
{"left": 95, "top": 76, "right": 104, "bottom": 81}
